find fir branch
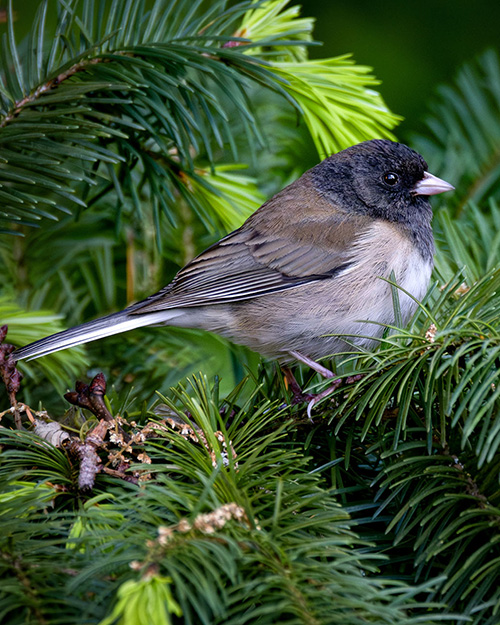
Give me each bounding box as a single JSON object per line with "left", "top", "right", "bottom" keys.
{"left": 0, "top": 374, "right": 441, "bottom": 625}
{"left": 0, "top": 56, "right": 105, "bottom": 128}
{"left": 1, "top": 550, "right": 49, "bottom": 625}
{"left": 0, "top": 0, "right": 399, "bottom": 233}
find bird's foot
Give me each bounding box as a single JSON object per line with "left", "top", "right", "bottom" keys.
{"left": 304, "top": 374, "right": 364, "bottom": 421}
{"left": 282, "top": 363, "right": 342, "bottom": 420}
{"left": 304, "top": 380, "right": 342, "bottom": 421}
{"left": 284, "top": 351, "right": 364, "bottom": 422}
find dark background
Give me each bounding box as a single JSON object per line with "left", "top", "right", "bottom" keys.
{"left": 300, "top": 0, "right": 500, "bottom": 137}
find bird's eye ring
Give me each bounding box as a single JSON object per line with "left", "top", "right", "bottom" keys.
{"left": 383, "top": 172, "right": 399, "bottom": 186}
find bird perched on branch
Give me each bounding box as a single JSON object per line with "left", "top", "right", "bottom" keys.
{"left": 13, "top": 139, "right": 454, "bottom": 415}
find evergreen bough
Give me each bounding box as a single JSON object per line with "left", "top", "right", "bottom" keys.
{"left": 0, "top": 2, "right": 499, "bottom": 624}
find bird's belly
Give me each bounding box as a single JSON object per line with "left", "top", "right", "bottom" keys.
{"left": 193, "top": 245, "right": 433, "bottom": 362}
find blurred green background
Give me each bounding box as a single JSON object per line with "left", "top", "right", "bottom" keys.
{"left": 301, "top": 0, "right": 500, "bottom": 137}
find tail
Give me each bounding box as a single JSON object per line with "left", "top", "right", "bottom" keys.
{"left": 12, "top": 308, "right": 184, "bottom": 361}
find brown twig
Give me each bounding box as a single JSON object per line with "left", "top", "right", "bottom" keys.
{"left": 64, "top": 373, "right": 113, "bottom": 421}
{"left": 0, "top": 325, "right": 23, "bottom": 428}
{"left": 101, "top": 465, "right": 139, "bottom": 485}
{"left": 67, "top": 419, "right": 109, "bottom": 491}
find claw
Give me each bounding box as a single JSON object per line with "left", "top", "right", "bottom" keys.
{"left": 305, "top": 378, "right": 344, "bottom": 421}
{"left": 307, "top": 399, "right": 315, "bottom": 422}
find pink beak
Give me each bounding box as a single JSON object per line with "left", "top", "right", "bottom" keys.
{"left": 412, "top": 171, "right": 455, "bottom": 196}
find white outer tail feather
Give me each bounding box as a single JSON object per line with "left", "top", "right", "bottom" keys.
{"left": 13, "top": 309, "right": 184, "bottom": 361}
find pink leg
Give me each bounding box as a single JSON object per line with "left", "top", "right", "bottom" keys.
{"left": 288, "top": 350, "right": 335, "bottom": 379}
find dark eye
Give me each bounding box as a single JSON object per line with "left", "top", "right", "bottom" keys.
{"left": 383, "top": 172, "right": 399, "bottom": 186}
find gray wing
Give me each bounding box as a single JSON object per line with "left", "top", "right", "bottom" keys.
{"left": 131, "top": 211, "right": 368, "bottom": 314}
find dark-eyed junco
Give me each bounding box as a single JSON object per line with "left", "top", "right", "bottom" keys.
{"left": 13, "top": 139, "right": 453, "bottom": 411}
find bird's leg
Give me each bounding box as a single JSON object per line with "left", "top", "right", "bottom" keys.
{"left": 288, "top": 351, "right": 336, "bottom": 379}
{"left": 287, "top": 350, "right": 344, "bottom": 421}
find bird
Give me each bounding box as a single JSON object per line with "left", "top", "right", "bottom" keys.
{"left": 13, "top": 139, "right": 454, "bottom": 414}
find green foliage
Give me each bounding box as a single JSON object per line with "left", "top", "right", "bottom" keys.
{"left": 99, "top": 576, "right": 182, "bottom": 625}
{"left": 187, "top": 164, "right": 265, "bottom": 231}
{"left": 433, "top": 199, "right": 500, "bottom": 284}
{"left": 270, "top": 56, "right": 400, "bottom": 159}
{"left": 0, "top": 0, "right": 397, "bottom": 233}
{"left": 0, "top": 379, "right": 441, "bottom": 625}
{"left": 236, "top": 0, "right": 316, "bottom": 62}
{"left": 2, "top": 2, "right": 500, "bottom": 624}
{"left": 0, "top": 0, "right": 267, "bottom": 233}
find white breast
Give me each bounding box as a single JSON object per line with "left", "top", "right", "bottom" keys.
{"left": 345, "top": 221, "right": 433, "bottom": 326}
{"left": 396, "top": 246, "right": 433, "bottom": 323}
